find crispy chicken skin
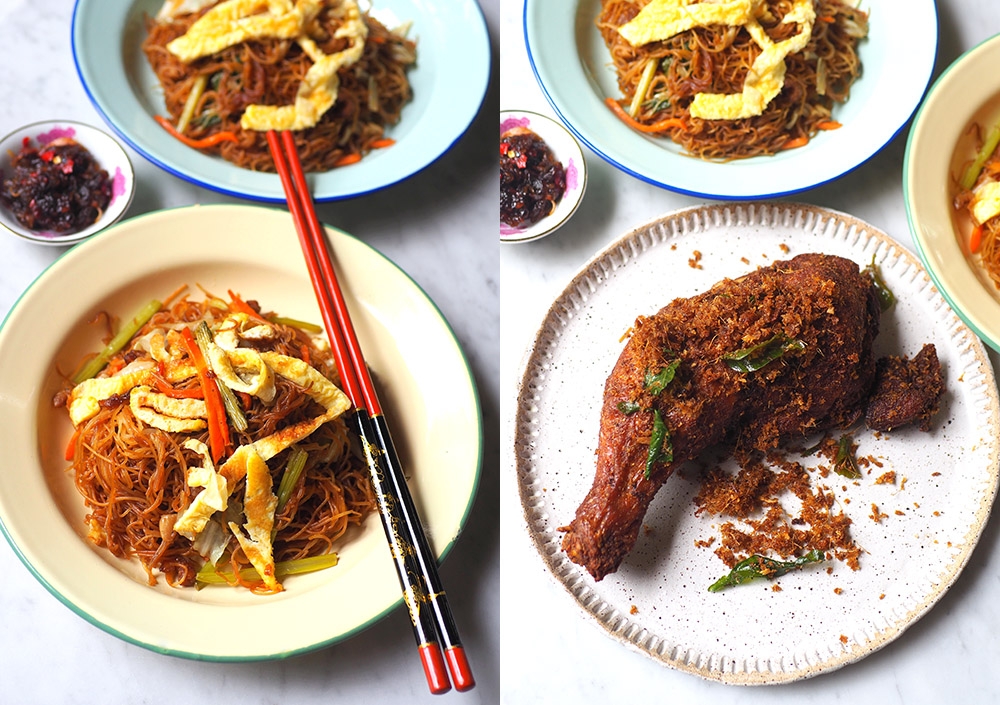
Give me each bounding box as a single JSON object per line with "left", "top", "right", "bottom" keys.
{"left": 561, "top": 254, "right": 883, "bottom": 581}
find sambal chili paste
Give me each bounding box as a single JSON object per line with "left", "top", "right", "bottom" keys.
{"left": 1, "top": 136, "right": 113, "bottom": 234}
{"left": 500, "top": 127, "right": 566, "bottom": 229}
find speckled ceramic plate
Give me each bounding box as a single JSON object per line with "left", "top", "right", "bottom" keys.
{"left": 513, "top": 202, "right": 999, "bottom": 684}
{"left": 0, "top": 204, "right": 482, "bottom": 660}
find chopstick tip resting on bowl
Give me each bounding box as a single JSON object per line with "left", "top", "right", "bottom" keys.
{"left": 265, "top": 129, "right": 474, "bottom": 694}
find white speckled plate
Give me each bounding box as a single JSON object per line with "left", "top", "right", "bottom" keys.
{"left": 513, "top": 203, "right": 999, "bottom": 684}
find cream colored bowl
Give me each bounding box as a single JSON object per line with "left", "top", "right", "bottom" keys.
{"left": 0, "top": 204, "right": 481, "bottom": 660}
{"left": 905, "top": 32, "right": 1000, "bottom": 351}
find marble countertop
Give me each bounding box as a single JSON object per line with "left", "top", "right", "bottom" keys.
{"left": 0, "top": 1, "right": 498, "bottom": 703}
{"left": 502, "top": 1, "right": 1000, "bottom": 703}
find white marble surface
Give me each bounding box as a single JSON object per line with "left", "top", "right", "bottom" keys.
{"left": 0, "top": 1, "right": 498, "bottom": 703}
{"left": 502, "top": 1, "right": 1000, "bottom": 703}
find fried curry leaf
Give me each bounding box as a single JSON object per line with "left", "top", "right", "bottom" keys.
{"left": 618, "top": 400, "right": 642, "bottom": 415}
{"left": 834, "top": 434, "right": 862, "bottom": 479}
{"left": 708, "top": 550, "right": 826, "bottom": 592}
{"left": 644, "top": 359, "right": 681, "bottom": 396}
{"left": 723, "top": 334, "right": 806, "bottom": 373}
{"left": 864, "top": 257, "right": 896, "bottom": 312}
{"left": 644, "top": 409, "right": 672, "bottom": 480}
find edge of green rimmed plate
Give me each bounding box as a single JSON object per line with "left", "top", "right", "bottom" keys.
{"left": 0, "top": 203, "right": 484, "bottom": 661}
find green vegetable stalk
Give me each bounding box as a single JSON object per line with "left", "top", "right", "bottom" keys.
{"left": 71, "top": 299, "right": 162, "bottom": 384}
{"left": 276, "top": 446, "right": 309, "bottom": 512}
{"left": 708, "top": 550, "right": 826, "bottom": 592}
{"left": 195, "top": 552, "right": 339, "bottom": 588}
{"left": 960, "top": 120, "right": 1000, "bottom": 190}
{"left": 194, "top": 320, "right": 248, "bottom": 433}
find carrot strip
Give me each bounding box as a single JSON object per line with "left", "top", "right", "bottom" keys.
{"left": 181, "top": 326, "right": 230, "bottom": 462}
{"left": 370, "top": 138, "right": 396, "bottom": 149}
{"left": 154, "top": 115, "right": 238, "bottom": 149}
{"left": 334, "top": 153, "right": 363, "bottom": 167}
{"left": 605, "top": 97, "right": 686, "bottom": 133}
{"left": 970, "top": 223, "right": 984, "bottom": 253}
{"left": 782, "top": 136, "right": 809, "bottom": 150}
{"left": 818, "top": 15, "right": 836, "bottom": 23}
{"left": 65, "top": 429, "right": 80, "bottom": 462}
{"left": 228, "top": 289, "right": 268, "bottom": 322}
{"left": 816, "top": 120, "right": 842, "bottom": 130}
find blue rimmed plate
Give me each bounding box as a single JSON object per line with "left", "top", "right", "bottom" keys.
{"left": 524, "top": 0, "right": 937, "bottom": 200}
{"left": 71, "top": 0, "right": 490, "bottom": 203}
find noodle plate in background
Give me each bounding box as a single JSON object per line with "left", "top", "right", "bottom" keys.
{"left": 524, "top": 0, "right": 937, "bottom": 199}
{"left": 143, "top": 0, "right": 418, "bottom": 172}
{"left": 72, "top": 0, "right": 490, "bottom": 201}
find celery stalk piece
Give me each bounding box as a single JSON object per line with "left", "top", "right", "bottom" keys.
{"left": 71, "top": 299, "right": 162, "bottom": 384}
{"left": 960, "top": 121, "right": 1000, "bottom": 190}
{"left": 276, "top": 446, "right": 309, "bottom": 512}
{"left": 195, "top": 553, "right": 339, "bottom": 587}
{"left": 193, "top": 320, "right": 249, "bottom": 433}
{"left": 629, "top": 57, "right": 658, "bottom": 118}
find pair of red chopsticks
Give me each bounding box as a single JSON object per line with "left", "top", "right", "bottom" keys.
{"left": 265, "top": 130, "right": 474, "bottom": 695}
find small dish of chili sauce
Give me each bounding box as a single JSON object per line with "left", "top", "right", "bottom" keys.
{"left": 500, "top": 111, "right": 586, "bottom": 244}
{"left": 0, "top": 120, "right": 134, "bottom": 246}
{"left": 501, "top": 127, "right": 566, "bottom": 228}
{"left": 1, "top": 136, "right": 113, "bottom": 235}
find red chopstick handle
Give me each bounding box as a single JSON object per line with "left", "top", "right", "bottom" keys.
{"left": 419, "top": 642, "right": 452, "bottom": 695}
{"left": 445, "top": 645, "right": 476, "bottom": 692}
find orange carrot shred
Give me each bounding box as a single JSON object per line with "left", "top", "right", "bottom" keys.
{"left": 65, "top": 429, "right": 80, "bottom": 462}
{"left": 181, "top": 326, "right": 230, "bottom": 463}
{"left": 370, "top": 138, "right": 396, "bottom": 149}
{"left": 970, "top": 223, "right": 984, "bottom": 253}
{"left": 334, "top": 153, "right": 363, "bottom": 167}
{"left": 782, "top": 136, "right": 809, "bottom": 150}
{"left": 816, "top": 120, "right": 842, "bottom": 130}
{"left": 154, "top": 115, "right": 238, "bottom": 149}
{"left": 228, "top": 290, "right": 267, "bottom": 322}
{"left": 605, "top": 97, "right": 686, "bottom": 133}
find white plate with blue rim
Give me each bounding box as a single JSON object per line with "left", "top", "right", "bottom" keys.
{"left": 71, "top": 0, "right": 490, "bottom": 203}
{"left": 524, "top": 0, "right": 937, "bottom": 200}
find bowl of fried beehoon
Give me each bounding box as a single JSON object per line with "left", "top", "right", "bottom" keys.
{"left": 906, "top": 31, "right": 1000, "bottom": 353}
{"left": 0, "top": 203, "right": 481, "bottom": 660}
{"left": 514, "top": 202, "right": 999, "bottom": 684}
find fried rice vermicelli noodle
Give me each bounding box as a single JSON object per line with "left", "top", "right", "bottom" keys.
{"left": 142, "top": 3, "right": 416, "bottom": 172}
{"left": 598, "top": 0, "right": 869, "bottom": 160}
{"left": 60, "top": 291, "right": 376, "bottom": 593}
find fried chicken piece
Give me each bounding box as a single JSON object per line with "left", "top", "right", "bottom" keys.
{"left": 561, "top": 254, "right": 882, "bottom": 581}
{"left": 865, "top": 344, "right": 943, "bottom": 432}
